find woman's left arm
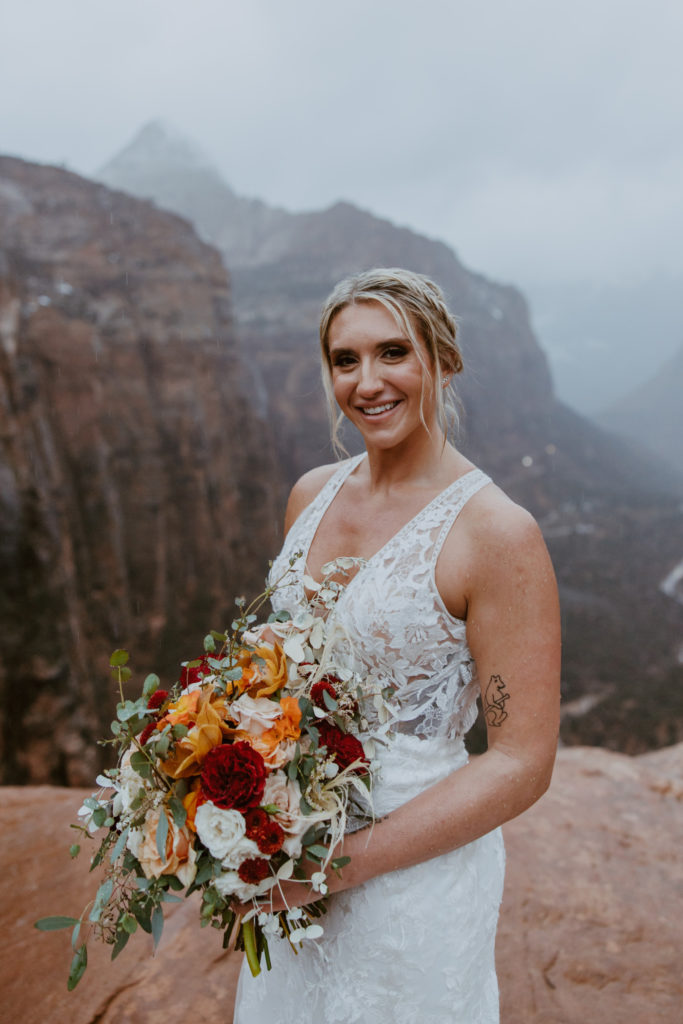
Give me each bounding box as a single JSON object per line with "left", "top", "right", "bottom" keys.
{"left": 262, "top": 501, "right": 561, "bottom": 907}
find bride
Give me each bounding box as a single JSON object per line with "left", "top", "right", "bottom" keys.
{"left": 233, "top": 267, "right": 561, "bottom": 1023}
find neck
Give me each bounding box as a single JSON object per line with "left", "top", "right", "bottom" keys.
{"left": 362, "top": 427, "right": 466, "bottom": 493}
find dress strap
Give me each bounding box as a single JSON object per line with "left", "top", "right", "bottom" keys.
{"left": 431, "top": 469, "right": 491, "bottom": 565}
{"left": 289, "top": 453, "right": 365, "bottom": 549}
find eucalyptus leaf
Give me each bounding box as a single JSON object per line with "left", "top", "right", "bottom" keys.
{"left": 67, "top": 944, "right": 88, "bottom": 991}
{"left": 299, "top": 795, "right": 313, "bottom": 815}
{"left": 130, "top": 751, "right": 152, "bottom": 778}
{"left": 110, "top": 826, "right": 129, "bottom": 864}
{"left": 89, "top": 878, "right": 114, "bottom": 923}
{"left": 322, "top": 689, "right": 338, "bottom": 711}
{"left": 203, "top": 633, "right": 216, "bottom": 652}
{"left": 34, "top": 916, "right": 79, "bottom": 931}
{"left": 111, "top": 927, "right": 131, "bottom": 959}
{"left": 142, "top": 673, "right": 161, "bottom": 698}
{"left": 168, "top": 795, "right": 187, "bottom": 828}
{"left": 109, "top": 649, "right": 129, "bottom": 667}
{"left": 151, "top": 906, "right": 164, "bottom": 950}
{"left": 92, "top": 807, "right": 107, "bottom": 828}
{"left": 156, "top": 810, "right": 169, "bottom": 862}
{"left": 154, "top": 733, "right": 170, "bottom": 758}
{"left": 304, "top": 844, "right": 329, "bottom": 860}
{"left": 121, "top": 913, "right": 138, "bottom": 934}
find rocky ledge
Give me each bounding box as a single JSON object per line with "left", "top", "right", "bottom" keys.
{"left": 2, "top": 744, "right": 680, "bottom": 1023}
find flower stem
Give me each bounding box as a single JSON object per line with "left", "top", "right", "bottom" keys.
{"left": 242, "top": 919, "right": 261, "bottom": 977}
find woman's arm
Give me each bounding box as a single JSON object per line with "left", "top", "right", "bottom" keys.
{"left": 261, "top": 494, "right": 561, "bottom": 908}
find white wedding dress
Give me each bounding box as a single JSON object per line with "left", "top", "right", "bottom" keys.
{"left": 233, "top": 455, "right": 505, "bottom": 1024}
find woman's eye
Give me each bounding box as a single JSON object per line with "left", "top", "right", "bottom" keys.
{"left": 383, "top": 346, "right": 408, "bottom": 359}
{"left": 332, "top": 354, "right": 355, "bottom": 368}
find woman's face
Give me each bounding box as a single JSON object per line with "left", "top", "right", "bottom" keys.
{"left": 326, "top": 300, "right": 438, "bottom": 451}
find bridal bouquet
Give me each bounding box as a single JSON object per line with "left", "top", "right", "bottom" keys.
{"left": 37, "top": 557, "right": 383, "bottom": 989}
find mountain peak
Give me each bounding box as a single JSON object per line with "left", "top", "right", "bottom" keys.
{"left": 98, "top": 119, "right": 222, "bottom": 181}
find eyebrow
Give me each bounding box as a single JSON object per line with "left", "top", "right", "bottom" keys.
{"left": 328, "top": 336, "right": 411, "bottom": 355}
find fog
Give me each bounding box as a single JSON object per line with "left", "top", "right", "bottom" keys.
{"left": 2, "top": 0, "right": 682, "bottom": 411}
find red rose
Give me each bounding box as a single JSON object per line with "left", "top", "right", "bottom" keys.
{"left": 147, "top": 689, "right": 169, "bottom": 711}
{"left": 139, "top": 722, "right": 157, "bottom": 746}
{"left": 255, "top": 820, "right": 285, "bottom": 855}
{"left": 238, "top": 857, "right": 270, "bottom": 885}
{"left": 318, "top": 722, "right": 367, "bottom": 772}
{"left": 244, "top": 808, "right": 269, "bottom": 839}
{"left": 310, "top": 677, "right": 339, "bottom": 708}
{"left": 200, "top": 741, "right": 267, "bottom": 811}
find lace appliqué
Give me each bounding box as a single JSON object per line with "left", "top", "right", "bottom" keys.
{"left": 270, "top": 455, "right": 491, "bottom": 744}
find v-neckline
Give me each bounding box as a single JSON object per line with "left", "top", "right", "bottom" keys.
{"left": 301, "top": 454, "right": 482, "bottom": 592}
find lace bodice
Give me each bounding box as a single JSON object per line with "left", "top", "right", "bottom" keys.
{"left": 269, "top": 454, "right": 491, "bottom": 743}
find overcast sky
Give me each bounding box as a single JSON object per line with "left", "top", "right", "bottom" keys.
{"left": 2, "top": 0, "right": 682, "bottom": 410}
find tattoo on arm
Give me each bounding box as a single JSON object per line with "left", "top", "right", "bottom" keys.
{"left": 483, "top": 674, "right": 510, "bottom": 727}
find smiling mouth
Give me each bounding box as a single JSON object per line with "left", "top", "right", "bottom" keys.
{"left": 358, "top": 401, "right": 400, "bottom": 417}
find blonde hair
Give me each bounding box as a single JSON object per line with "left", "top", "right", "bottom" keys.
{"left": 319, "top": 267, "right": 463, "bottom": 456}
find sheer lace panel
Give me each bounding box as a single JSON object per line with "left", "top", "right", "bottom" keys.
{"left": 270, "top": 456, "right": 491, "bottom": 742}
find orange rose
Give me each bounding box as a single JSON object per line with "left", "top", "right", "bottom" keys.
{"left": 239, "top": 695, "right": 302, "bottom": 769}
{"left": 160, "top": 690, "right": 232, "bottom": 779}
{"left": 238, "top": 642, "right": 288, "bottom": 698}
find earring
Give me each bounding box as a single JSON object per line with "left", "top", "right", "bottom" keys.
{"left": 441, "top": 377, "right": 450, "bottom": 387}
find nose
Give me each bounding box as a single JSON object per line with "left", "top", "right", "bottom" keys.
{"left": 356, "top": 357, "right": 383, "bottom": 396}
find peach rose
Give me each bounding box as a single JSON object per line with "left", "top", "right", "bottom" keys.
{"left": 129, "top": 806, "right": 197, "bottom": 887}
{"left": 261, "top": 770, "right": 311, "bottom": 858}
{"left": 235, "top": 696, "right": 302, "bottom": 769}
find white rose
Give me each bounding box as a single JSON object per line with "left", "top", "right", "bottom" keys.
{"left": 214, "top": 869, "right": 260, "bottom": 903}
{"left": 262, "top": 771, "right": 312, "bottom": 858}
{"left": 229, "top": 694, "right": 283, "bottom": 735}
{"left": 221, "top": 835, "right": 261, "bottom": 870}
{"left": 195, "top": 802, "right": 246, "bottom": 860}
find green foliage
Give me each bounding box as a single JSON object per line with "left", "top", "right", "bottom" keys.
{"left": 142, "top": 673, "right": 161, "bottom": 698}
{"left": 168, "top": 795, "right": 187, "bottom": 828}
{"left": 151, "top": 906, "right": 164, "bottom": 950}
{"left": 109, "top": 649, "right": 129, "bottom": 668}
{"left": 34, "top": 916, "right": 79, "bottom": 931}
{"left": 89, "top": 879, "right": 114, "bottom": 923}
{"left": 155, "top": 810, "right": 168, "bottom": 862}
{"left": 110, "top": 827, "right": 129, "bottom": 865}
{"left": 67, "top": 945, "right": 87, "bottom": 991}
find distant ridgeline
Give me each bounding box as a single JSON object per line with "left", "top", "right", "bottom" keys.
{"left": 0, "top": 137, "right": 681, "bottom": 785}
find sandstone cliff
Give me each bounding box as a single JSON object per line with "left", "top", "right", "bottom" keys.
{"left": 5, "top": 744, "right": 681, "bottom": 1023}
{"left": 0, "top": 156, "right": 282, "bottom": 785}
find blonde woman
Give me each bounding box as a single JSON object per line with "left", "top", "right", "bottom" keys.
{"left": 234, "top": 268, "right": 561, "bottom": 1023}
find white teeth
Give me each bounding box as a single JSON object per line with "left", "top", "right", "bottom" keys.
{"left": 361, "top": 402, "right": 398, "bottom": 416}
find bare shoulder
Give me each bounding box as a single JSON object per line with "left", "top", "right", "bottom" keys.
{"left": 440, "top": 479, "right": 555, "bottom": 604}
{"left": 461, "top": 482, "right": 545, "bottom": 559}
{"left": 284, "top": 462, "right": 341, "bottom": 535}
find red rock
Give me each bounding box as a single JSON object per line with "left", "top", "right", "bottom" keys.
{"left": 2, "top": 745, "right": 680, "bottom": 1022}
